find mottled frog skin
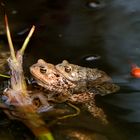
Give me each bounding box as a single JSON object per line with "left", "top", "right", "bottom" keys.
{"left": 30, "top": 59, "right": 76, "bottom": 102}
{"left": 30, "top": 59, "right": 120, "bottom": 123}
{"left": 56, "top": 60, "right": 108, "bottom": 82}
{"left": 56, "top": 60, "right": 119, "bottom": 95}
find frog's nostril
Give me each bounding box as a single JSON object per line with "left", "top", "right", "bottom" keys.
{"left": 32, "top": 65, "right": 36, "bottom": 68}
{"left": 54, "top": 73, "right": 60, "bottom": 77}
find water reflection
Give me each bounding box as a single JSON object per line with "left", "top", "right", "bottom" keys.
{"left": 103, "top": 83, "right": 140, "bottom": 122}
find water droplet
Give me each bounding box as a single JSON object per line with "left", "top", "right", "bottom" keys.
{"left": 1, "top": 2, "right": 5, "bottom": 6}
{"left": 17, "top": 28, "right": 29, "bottom": 35}
{"left": 12, "top": 10, "right": 18, "bottom": 15}
{"left": 58, "top": 34, "right": 63, "bottom": 38}
{"left": 83, "top": 54, "right": 101, "bottom": 61}
{"left": 86, "top": 1, "right": 105, "bottom": 9}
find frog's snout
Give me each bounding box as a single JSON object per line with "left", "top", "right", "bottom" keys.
{"left": 30, "top": 64, "right": 37, "bottom": 73}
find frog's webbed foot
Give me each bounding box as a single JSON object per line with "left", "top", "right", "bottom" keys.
{"left": 31, "top": 92, "right": 53, "bottom": 113}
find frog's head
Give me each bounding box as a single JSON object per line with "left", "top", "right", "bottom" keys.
{"left": 30, "top": 59, "right": 75, "bottom": 92}
{"left": 56, "top": 60, "right": 82, "bottom": 82}
{"left": 30, "top": 59, "right": 56, "bottom": 79}
{"left": 56, "top": 60, "right": 112, "bottom": 84}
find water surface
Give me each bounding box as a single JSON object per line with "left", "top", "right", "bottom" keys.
{"left": 0, "top": 0, "right": 140, "bottom": 139}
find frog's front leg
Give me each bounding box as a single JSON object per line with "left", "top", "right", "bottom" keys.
{"left": 69, "top": 93, "right": 108, "bottom": 124}
{"left": 31, "top": 92, "right": 53, "bottom": 113}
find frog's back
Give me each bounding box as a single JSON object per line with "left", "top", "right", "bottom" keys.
{"left": 56, "top": 60, "right": 106, "bottom": 82}
{"left": 88, "top": 82, "right": 120, "bottom": 96}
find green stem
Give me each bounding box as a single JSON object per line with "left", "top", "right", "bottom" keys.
{"left": 5, "top": 14, "right": 17, "bottom": 62}
{"left": 38, "top": 133, "right": 55, "bottom": 140}
{"left": 48, "top": 103, "right": 80, "bottom": 126}
{"left": 20, "top": 25, "right": 35, "bottom": 54}
{"left": 0, "top": 73, "right": 10, "bottom": 78}
{"left": 57, "top": 103, "right": 80, "bottom": 120}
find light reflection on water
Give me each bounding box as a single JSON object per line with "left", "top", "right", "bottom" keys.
{"left": 103, "top": 85, "right": 140, "bottom": 122}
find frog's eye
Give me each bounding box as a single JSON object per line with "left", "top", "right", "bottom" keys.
{"left": 40, "top": 66, "right": 47, "bottom": 74}
{"left": 64, "top": 66, "right": 71, "bottom": 73}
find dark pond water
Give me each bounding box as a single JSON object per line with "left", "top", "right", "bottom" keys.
{"left": 0, "top": 0, "right": 140, "bottom": 139}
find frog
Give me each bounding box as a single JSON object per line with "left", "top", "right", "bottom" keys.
{"left": 30, "top": 59, "right": 120, "bottom": 123}
{"left": 56, "top": 60, "right": 119, "bottom": 95}
{"left": 30, "top": 59, "right": 76, "bottom": 102}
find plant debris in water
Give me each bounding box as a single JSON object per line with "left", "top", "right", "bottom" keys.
{"left": 0, "top": 14, "right": 54, "bottom": 140}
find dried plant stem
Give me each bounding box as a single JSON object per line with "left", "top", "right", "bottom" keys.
{"left": 5, "top": 14, "right": 16, "bottom": 62}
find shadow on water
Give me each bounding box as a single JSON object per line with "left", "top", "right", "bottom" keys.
{"left": 0, "top": 0, "right": 140, "bottom": 140}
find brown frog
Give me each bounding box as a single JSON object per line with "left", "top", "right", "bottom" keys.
{"left": 56, "top": 60, "right": 119, "bottom": 95}
{"left": 30, "top": 59, "right": 120, "bottom": 123}
{"left": 30, "top": 59, "right": 76, "bottom": 102}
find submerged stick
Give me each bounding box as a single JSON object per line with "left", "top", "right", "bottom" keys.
{"left": 48, "top": 102, "right": 81, "bottom": 127}
{"left": 57, "top": 103, "right": 80, "bottom": 120}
